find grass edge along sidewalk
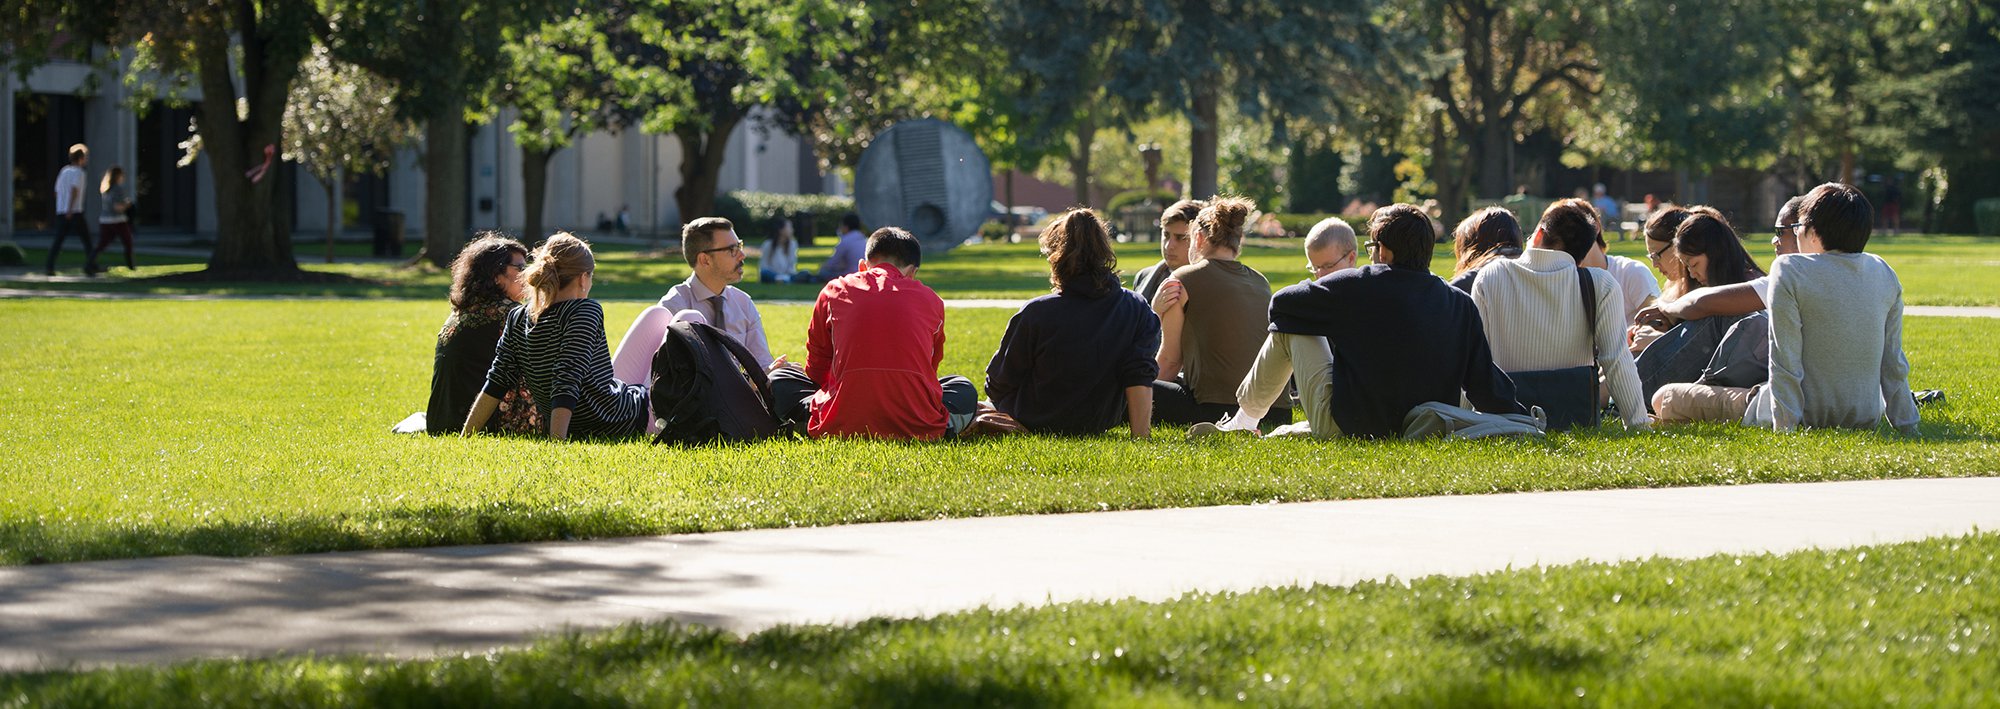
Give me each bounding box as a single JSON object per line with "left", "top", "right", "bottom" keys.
{"left": 5, "top": 530, "right": 1996, "bottom": 705}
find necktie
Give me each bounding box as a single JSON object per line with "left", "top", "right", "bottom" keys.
{"left": 707, "top": 294, "right": 727, "bottom": 332}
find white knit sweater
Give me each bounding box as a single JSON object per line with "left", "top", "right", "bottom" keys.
{"left": 1470, "top": 248, "right": 1649, "bottom": 427}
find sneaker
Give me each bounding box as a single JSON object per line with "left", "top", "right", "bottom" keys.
{"left": 1915, "top": 390, "right": 1946, "bottom": 406}
{"left": 1187, "top": 421, "right": 1258, "bottom": 441}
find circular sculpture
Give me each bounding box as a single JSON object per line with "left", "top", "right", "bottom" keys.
{"left": 854, "top": 119, "right": 994, "bottom": 253}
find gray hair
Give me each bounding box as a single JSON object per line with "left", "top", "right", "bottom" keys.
{"left": 1304, "top": 218, "right": 1357, "bottom": 259}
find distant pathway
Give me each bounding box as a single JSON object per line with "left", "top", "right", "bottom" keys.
{"left": 4, "top": 477, "right": 1997, "bottom": 671}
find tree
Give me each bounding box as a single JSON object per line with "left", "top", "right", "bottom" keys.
{"left": 1107, "top": 0, "right": 1412, "bottom": 200}
{"left": 625, "top": 0, "right": 869, "bottom": 226}
{"left": 283, "top": 46, "right": 417, "bottom": 263}
{"left": 997, "top": 0, "right": 1148, "bottom": 208}
{"left": 1854, "top": 0, "right": 2000, "bottom": 232}
{"left": 497, "top": 7, "right": 642, "bottom": 244}
{"left": 326, "top": 0, "right": 570, "bottom": 267}
{"left": 6, "top": 0, "right": 319, "bottom": 275}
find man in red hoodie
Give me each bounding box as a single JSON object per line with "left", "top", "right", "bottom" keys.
{"left": 769, "top": 227, "right": 977, "bottom": 439}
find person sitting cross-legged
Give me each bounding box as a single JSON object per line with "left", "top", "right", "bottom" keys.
{"left": 1200, "top": 206, "right": 1527, "bottom": 438}
{"left": 770, "top": 227, "right": 981, "bottom": 440}
{"left": 986, "top": 209, "right": 1162, "bottom": 437}
{"left": 610, "top": 217, "right": 780, "bottom": 398}
{"left": 1149, "top": 197, "right": 1288, "bottom": 428}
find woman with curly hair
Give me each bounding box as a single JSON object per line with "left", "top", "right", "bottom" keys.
{"left": 425, "top": 233, "right": 538, "bottom": 435}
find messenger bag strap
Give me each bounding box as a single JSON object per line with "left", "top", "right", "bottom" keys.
{"left": 1578, "top": 267, "right": 1600, "bottom": 417}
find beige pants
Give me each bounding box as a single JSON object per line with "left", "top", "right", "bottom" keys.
{"left": 1652, "top": 383, "right": 1755, "bottom": 424}
{"left": 1237, "top": 333, "right": 1341, "bottom": 437}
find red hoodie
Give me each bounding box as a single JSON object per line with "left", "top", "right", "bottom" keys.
{"left": 803, "top": 265, "right": 947, "bottom": 439}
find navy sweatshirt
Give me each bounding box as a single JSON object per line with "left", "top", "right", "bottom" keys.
{"left": 986, "top": 284, "right": 1162, "bottom": 435}
{"left": 1268, "top": 263, "right": 1525, "bottom": 437}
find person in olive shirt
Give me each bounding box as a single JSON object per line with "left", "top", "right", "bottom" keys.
{"left": 1132, "top": 199, "right": 1202, "bottom": 302}
{"left": 1149, "top": 197, "right": 1288, "bottom": 427}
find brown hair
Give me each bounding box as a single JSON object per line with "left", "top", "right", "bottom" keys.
{"left": 1536, "top": 198, "right": 1600, "bottom": 265}
{"left": 99, "top": 165, "right": 125, "bottom": 194}
{"left": 1674, "top": 207, "right": 1765, "bottom": 287}
{"left": 1040, "top": 209, "right": 1119, "bottom": 297}
{"left": 1159, "top": 199, "right": 1204, "bottom": 228}
{"left": 1194, "top": 196, "right": 1254, "bottom": 253}
{"left": 680, "top": 217, "right": 735, "bottom": 266}
{"left": 1450, "top": 207, "right": 1522, "bottom": 278}
{"left": 448, "top": 232, "right": 529, "bottom": 311}
{"left": 522, "top": 232, "right": 595, "bottom": 320}
{"left": 1370, "top": 204, "right": 1436, "bottom": 270}
{"left": 1643, "top": 204, "right": 1691, "bottom": 245}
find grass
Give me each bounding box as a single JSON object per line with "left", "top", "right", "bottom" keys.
{"left": 11, "top": 232, "right": 2000, "bottom": 305}
{"left": 7, "top": 531, "right": 1996, "bottom": 705}
{"left": 1, "top": 298, "right": 1994, "bottom": 566}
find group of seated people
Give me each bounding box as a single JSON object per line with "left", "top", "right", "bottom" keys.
{"left": 424, "top": 180, "right": 1919, "bottom": 442}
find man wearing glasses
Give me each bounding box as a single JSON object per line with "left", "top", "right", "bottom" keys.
{"left": 612, "top": 216, "right": 779, "bottom": 392}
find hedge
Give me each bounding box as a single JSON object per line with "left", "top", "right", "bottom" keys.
{"left": 0, "top": 241, "right": 23, "bottom": 267}
{"left": 1263, "top": 213, "right": 1371, "bottom": 238}
{"left": 1975, "top": 198, "right": 2000, "bottom": 236}
{"left": 714, "top": 191, "right": 857, "bottom": 239}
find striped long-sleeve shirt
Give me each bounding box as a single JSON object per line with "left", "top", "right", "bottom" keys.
{"left": 483, "top": 299, "right": 649, "bottom": 439}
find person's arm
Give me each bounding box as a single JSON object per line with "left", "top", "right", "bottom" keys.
{"left": 460, "top": 393, "right": 502, "bottom": 436}
{"left": 1644, "top": 282, "right": 1764, "bottom": 324}
{"left": 983, "top": 310, "right": 1032, "bottom": 404}
{"left": 1879, "top": 280, "right": 1919, "bottom": 436}
{"left": 743, "top": 298, "right": 773, "bottom": 369}
{"left": 548, "top": 408, "right": 573, "bottom": 440}
{"left": 804, "top": 288, "right": 836, "bottom": 385}
{"left": 1151, "top": 279, "right": 1186, "bottom": 377}
{"left": 1766, "top": 264, "right": 1805, "bottom": 431}
{"left": 1593, "top": 280, "right": 1649, "bottom": 428}
{"left": 1125, "top": 385, "right": 1153, "bottom": 439}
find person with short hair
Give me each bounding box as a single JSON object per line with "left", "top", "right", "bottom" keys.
{"left": 427, "top": 234, "right": 538, "bottom": 435}
{"left": 1657, "top": 184, "right": 1918, "bottom": 434}
{"left": 1448, "top": 207, "right": 1524, "bottom": 293}
{"left": 1301, "top": 217, "right": 1359, "bottom": 283}
{"left": 772, "top": 227, "right": 979, "bottom": 439}
{"left": 610, "top": 217, "right": 778, "bottom": 398}
{"left": 986, "top": 209, "right": 1161, "bottom": 437}
{"left": 463, "top": 233, "right": 649, "bottom": 440}
{"left": 1148, "top": 197, "right": 1285, "bottom": 427}
{"left": 47, "top": 144, "right": 100, "bottom": 276}
{"left": 1132, "top": 199, "right": 1203, "bottom": 302}
{"left": 818, "top": 212, "right": 869, "bottom": 279}
{"left": 1591, "top": 183, "right": 1621, "bottom": 237}
{"left": 1471, "top": 198, "right": 1650, "bottom": 428}
{"left": 1204, "top": 205, "right": 1526, "bottom": 438}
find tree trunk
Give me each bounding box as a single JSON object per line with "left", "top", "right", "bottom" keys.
{"left": 1189, "top": 86, "right": 1219, "bottom": 199}
{"left": 1476, "top": 119, "right": 1511, "bottom": 200}
{"left": 522, "top": 145, "right": 555, "bottom": 245}
{"left": 1070, "top": 115, "right": 1095, "bottom": 208}
{"left": 324, "top": 168, "right": 341, "bottom": 264}
{"left": 193, "top": 4, "right": 299, "bottom": 275}
{"left": 423, "top": 105, "right": 469, "bottom": 268}
{"left": 1430, "top": 111, "right": 1467, "bottom": 229}
{"left": 673, "top": 112, "right": 742, "bottom": 232}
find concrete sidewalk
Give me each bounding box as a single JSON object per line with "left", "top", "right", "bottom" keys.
{"left": 3, "top": 477, "right": 1997, "bottom": 671}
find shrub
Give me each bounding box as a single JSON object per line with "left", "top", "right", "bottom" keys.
{"left": 978, "top": 221, "right": 1011, "bottom": 241}
{"left": 1105, "top": 189, "right": 1179, "bottom": 217}
{"left": 1975, "top": 198, "right": 2000, "bottom": 237}
{"left": 713, "top": 191, "right": 857, "bottom": 240}
{"left": 0, "top": 241, "right": 24, "bottom": 266}
{"left": 1264, "top": 213, "right": 1370, "bottom": 239}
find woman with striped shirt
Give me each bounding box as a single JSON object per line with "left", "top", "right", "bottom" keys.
{"left": 462, "top": 233, "right": 649, "bottom": 440}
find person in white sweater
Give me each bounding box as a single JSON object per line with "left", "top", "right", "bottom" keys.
{"left": 1471, "top": 198, "right": 1650, "bottom": 429}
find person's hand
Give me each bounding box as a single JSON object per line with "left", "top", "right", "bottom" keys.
{"left": 1151, "top": 279, "right": 1185, "bottom": 315}
{"left": 1633, "top": 303, "right": 1674, "bottom": 330}
{"left": 765, "top": 354, "right": 803, "bottom": 376}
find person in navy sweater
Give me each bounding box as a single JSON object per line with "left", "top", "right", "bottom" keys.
{"left": 986, "top": 209, "right": 1162, "bottom": 437}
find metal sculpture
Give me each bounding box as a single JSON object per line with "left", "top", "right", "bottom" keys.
{"left": 853, "top": 119, "right": 993, "bottom": 253}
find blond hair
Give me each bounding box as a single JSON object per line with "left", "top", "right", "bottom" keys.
{"left": 522, "top": 232, "right": 595, "bottom": 320}
{"left": 1194, "top": 196, "right": 1255, "bottom": 253}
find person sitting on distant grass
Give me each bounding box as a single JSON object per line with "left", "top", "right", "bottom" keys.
{"left": 424, "top": 233, "right": 539, "bottom": 435}
{"left": 1148, "top": 197, "right": 1289, "bottom": 428}
{"left": 771, "top": 227, "right": 986, "bottom": 440}
{"left": 1132, "top": 199, "right": 1202, "bottom": 302}
{"left": 1197, "top": 207, "right": 1525, "bottom": 438}
{"left": 818, "top": 212, "right": 870, "bottom": 280}
{"left": 759, "top": 215, "right": 812, "bottom": 284}
{"left": 986, "top": 209, "right": 1161, "bottom": 437}
{"left": 464, "top": 233, "right": 650, "bottom": 440}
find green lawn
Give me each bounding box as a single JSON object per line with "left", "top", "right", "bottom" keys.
{"left": 1, "top": 299, "right": 1993, "bottom": 566}
{"left": 9, "top": 532, "right": 1995, "bottom": 706}
{"left": 11, "top": 232, "right": 2000, "bottom": 305}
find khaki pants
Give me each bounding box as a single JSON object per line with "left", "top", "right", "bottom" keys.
{"left": 1652, "top": 383, "right": 1755, "bottom": 424}
{"left": 1237, "top": 333, "right": 1341, "bottom": 437}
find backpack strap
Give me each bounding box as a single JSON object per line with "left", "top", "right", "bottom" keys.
{"left": 709, "top": 326, "right": 778, "bottom": 411}
{"left": 1578, "top": 266, "right": 1601, "bottom": 418}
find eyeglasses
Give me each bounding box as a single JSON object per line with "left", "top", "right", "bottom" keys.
{"left": 505, "top": 260, "right": 528, "bottom": 271}
{"left": 1646, "top": 244, "right": 1672, "bottom": 261}
{"left": 700, "top": 242, "right": 745, "bottom": 256}
{"left": 1774, "top": 222, "right": 1802, "bottom": 238}
{"left": 1364, "top": 241, "right": 1383, "bottom": 251}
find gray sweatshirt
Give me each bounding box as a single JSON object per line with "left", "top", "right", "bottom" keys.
{"left": 1745, "top": 251, "right": 1918, "bottom": 433}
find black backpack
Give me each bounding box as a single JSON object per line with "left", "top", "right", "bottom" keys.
{"left": 649, "top": 321, "right": 783, "bottom": 445}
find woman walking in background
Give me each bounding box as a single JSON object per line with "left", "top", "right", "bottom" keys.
{"left": 95, "top": 165, "right": 136, "bottom": 271}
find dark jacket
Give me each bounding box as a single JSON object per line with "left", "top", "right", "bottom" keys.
{"left": 1269, "top": 263, "right": 1525, "bottom": 437}
{"left": 426, "top": 307, "right": 508, "bottom": 435}
{"left": 986, "top": 283, "right": 1162, "bottom": 435}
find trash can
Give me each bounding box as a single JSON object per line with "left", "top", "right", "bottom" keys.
{"left": 373, "top": 209, "right": 405, "bottom": 257}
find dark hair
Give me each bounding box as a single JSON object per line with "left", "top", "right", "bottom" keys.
{"left": 1643, "top": 204, "right": 1691, "bottom": 245}
{"left": 1450, "top": 207, "right": 1521, "bottom": 277}
{"left": 768, "top": 215, "right": 793, "bottom": 240}
{"left": 1159, "top": 199, "right": 1204, "bottom": 228}
{"left": 100, "top": 165, "right": 125, "bottom": 194}
{"left": 680, "top": 216, "right": 734, "bottom": 266}
{"left": 1800, "top": 182, "right": 1873, "bottom": 252}
{"left": 1370, "top": 204, "right": 1435, "bottom": 270}
{"left": 866, "top": 226, "right": 923, "bottom": 268}
{"left": 1777, "top": 195, "right": 1806, "bottom": 225}
{"left": 1673, "top": 207, "right": 1765, "bottom": 287}
{"left": 840, "top": 213, "right": 864, "bottom": 233}
{"left": 1194, "top": 196, "right": 1254, "bottom": 253}
{"left": 1040, "top": 209, "right": 1119, "bottom": 297}
{"left": 68, "top": 143, "right": 88, "bottom": 163}
{"left": 449, "top": 233, "right": 529, "bottom": 311}
{"left": 1536, "top": 198, "right": 1599, "bottom": 265}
